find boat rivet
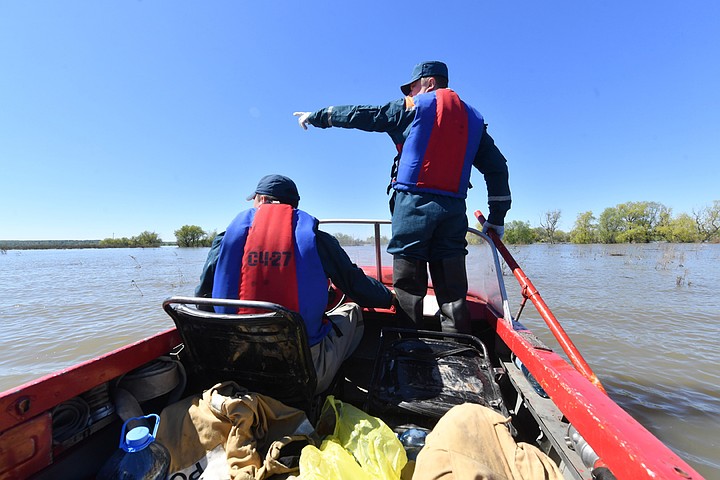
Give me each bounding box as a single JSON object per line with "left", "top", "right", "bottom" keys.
{"left": 15, "top": 397, "right": 31, "bottom": 415}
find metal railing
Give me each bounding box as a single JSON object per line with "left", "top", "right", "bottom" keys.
{"left": 319, "top": 219, "right": 391, "bottom": 281}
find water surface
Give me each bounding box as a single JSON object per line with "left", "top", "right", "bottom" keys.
{"left": 0, "top": 243, "right": 717, "bottom": 477}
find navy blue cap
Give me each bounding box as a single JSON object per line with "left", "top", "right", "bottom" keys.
{"left": 400, "top": 61, "right": 449, "bottom": 95}
{"left": 247, "top": 174, "right": 300, "bottom": 204}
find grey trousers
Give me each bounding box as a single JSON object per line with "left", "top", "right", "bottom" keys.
{"left": 310, "top": 303, "right": 364, "bottom": 393}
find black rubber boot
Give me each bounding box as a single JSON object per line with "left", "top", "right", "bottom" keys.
{"left": 392, "top": 256, "right": 428, "bottom": 328}
{"left": 429, "top": 256, "right": 470, "bottom": 334}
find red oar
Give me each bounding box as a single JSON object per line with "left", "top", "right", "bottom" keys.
{"left": 475, "top": 210, "right": 606, "bottom": 393}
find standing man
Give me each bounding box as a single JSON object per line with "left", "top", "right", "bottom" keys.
{"left": 195, "top": 174, "right": 393, "bottom": 392}
{"left": 294, "top": 61, "right": 511, "bottom": 333}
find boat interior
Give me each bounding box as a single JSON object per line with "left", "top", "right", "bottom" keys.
{"left": 0, "top": 219, "right": 700, "bottom": 479}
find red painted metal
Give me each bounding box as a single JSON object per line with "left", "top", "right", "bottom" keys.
{"left": 0, "top": 412, "right": 52, "bottom": 479}
{"left": 360, "top": 265, "right": 393, "bottom": 285}
{"left": 474, "top": 210, "right": 701, "bottom": 478}
{"left": 474, "top": 210, "right": 606, "bottom": 392}
{"left": 492, "top": 314, "right": 701, "bottom": 479}
{"left": 0, "top": 328, "right": 182, "bottom": 434}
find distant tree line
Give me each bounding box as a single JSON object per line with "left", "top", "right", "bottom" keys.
{"left": 0, "top": 232, "right": 165, "bottom": 250}
{"left": 0, "top": 227, "right": 386, "bottom": 251}
{"left": 99, "top": 231, "right": 163, "bottom": 248}
{"left": 5, "top": 200, "right": 717, "bottom": 251}
{"left": 332, "top": 233, "right": 390, "bottom": 246}
{"left": 471, "top": 200, "right": 720, "bottom": 245}
{"left": 174, "top": 225, "right": 389, "bottom": 248}
{"left": 0, "top": 240, "right": 104, "bottom": 250}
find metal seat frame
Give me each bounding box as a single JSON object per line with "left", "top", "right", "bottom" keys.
{"left": 162, "top": 296, "right": 318, "bottom": 416}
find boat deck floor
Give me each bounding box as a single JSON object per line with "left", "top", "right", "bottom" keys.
{"left": 338, "top": 306, "right": 500, "bottom": 431}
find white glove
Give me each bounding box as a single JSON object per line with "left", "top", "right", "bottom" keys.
{"left": 293, "top": 112, "right": 311, "bottom": 130}
{"left": 482, "top": 222, "right": 505, "bottom": 240}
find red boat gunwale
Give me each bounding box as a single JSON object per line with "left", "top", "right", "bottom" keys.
{"left": 494, "top": 315, "right": 698, "bottom": 479}
{"left": 0, "top": 328, "right": 182, "bottom": 434}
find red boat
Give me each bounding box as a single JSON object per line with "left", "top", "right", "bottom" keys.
{"left": 0, "top": 215, "right": 703, "bottom": 479}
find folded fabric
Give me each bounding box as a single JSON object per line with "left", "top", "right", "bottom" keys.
{"left": 157, "top": 381, "right": 317, "bottom": 480}
{"left": 412, "top": 403, "right": 563, "bottom": 480}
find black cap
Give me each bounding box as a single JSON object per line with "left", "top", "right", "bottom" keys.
{"left": 246, "top": 174, "right": 300, "bottom": 204}
{"left": 400, "top": 61, "right": 449, "bottom": 95}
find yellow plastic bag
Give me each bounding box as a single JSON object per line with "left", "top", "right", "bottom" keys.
{"left": 299, "top": 396, "right": 407, "bottom": 479}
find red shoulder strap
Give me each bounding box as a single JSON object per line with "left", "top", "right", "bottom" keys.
{"left": 238, "top": 204, "right": 299, "bottom": 313}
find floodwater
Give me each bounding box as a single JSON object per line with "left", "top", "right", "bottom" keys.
{"left": 1, "top": 243, "right": 718, "bottom": 477}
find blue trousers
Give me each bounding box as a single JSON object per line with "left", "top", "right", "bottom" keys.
{"left": 388, "top": 191, "right": 468, "bottom": 261}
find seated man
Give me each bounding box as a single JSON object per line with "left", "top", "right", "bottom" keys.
{"left": 195, "top": 174, "right": 393, "bottom": 393}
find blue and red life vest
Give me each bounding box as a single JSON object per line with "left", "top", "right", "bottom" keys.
{"left": 211, "top": 204, "right": 331, "bottom": 346}
{"left": 393, "top": 89, "right": 484, "bottom": 198}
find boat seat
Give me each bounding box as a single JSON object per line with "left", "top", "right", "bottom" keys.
{"left": 162, "top": 296, "right": 318, "bottom": 417}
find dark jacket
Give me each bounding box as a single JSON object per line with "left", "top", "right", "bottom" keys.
{"left": 307, "top": 93, "right": 512, "bottom": 226}
{"left": 196, "top": 227, "right": 393, "bottom": 310}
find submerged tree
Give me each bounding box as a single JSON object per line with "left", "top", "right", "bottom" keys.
{"left": 693, "top": 200, "right": 720, "bottom": 242}
{"left": 570, "top": 211, "right": 597, "bottom": 244}
{"left": 539, "top": 210, "right": 562, "bottom": 244}
{"left": 503, "top": 220, "right": 536, "bottom": 244}
{"left": 203, "top": 230, "right": 218, "bottom": 247}
{"left": 655, "top": 213, "right": 701, "bottom": 243}
{"left": 597, "top": 207, "right": 624, "bottom": 243}
{"left": 617, "top": 201, "right": 670, "bottom": 243}
{"left": 595, "top": 201, "right": 669, "bottom": 243}
{"left": 132, "top": 231, "right": 162, "bottom": 247}
{"left": 175, "top": 225, "right": 207, "bottom": 247}
{"left": 100, "top": 231, "right": 162, "bottom": 248}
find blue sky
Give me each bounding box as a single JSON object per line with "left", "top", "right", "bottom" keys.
{"left": 2, "top": 1, "right": 718, "bottom": 240}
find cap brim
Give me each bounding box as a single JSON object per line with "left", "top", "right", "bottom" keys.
{"left": 246, "top": 193, "right": 256, "bottom": 201}
{"left": 400, "top": 83, "right": 411, "bottom": 95}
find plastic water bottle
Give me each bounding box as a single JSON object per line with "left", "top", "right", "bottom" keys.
{"left": 97, "top": 414, "right": 170, "bottom": 480}
{"left": 399, "top": 427, "right": 427, "bottom": 461}
{"left": 513, "top": 355, "right": 549, "bottom": 398}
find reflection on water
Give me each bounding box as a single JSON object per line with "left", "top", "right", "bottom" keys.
{"left": 1, "top": 243, "right": 718, "bottom": 477}
{"left": 0, "top": 247, "right": 203, "bottom": 389}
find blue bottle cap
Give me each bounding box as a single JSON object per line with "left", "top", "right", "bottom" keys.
{"left": 119, "top": 414, "right": 160, "bottom": 453}
{"left": 126, "top": 426, "right": 152, "bottom": 451}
